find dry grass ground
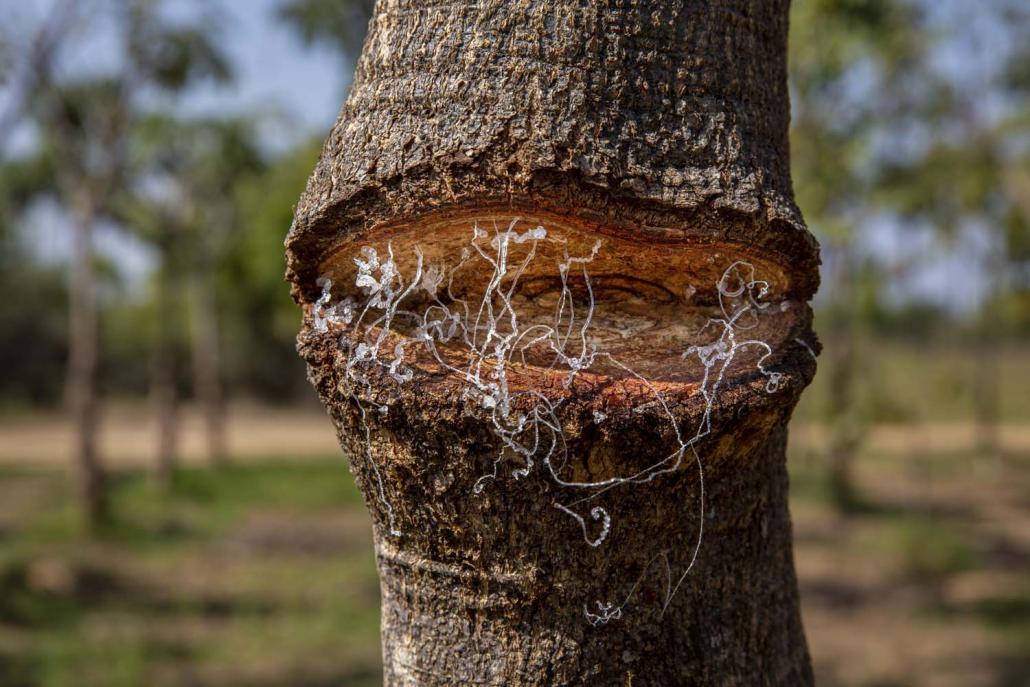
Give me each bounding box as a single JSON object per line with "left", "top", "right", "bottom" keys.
{"left": 0, "top": 459, "right": 382, "bottom": 687}
{"left": 0, "top": 404, "right": 341, "bottom": 468}
{"left": 791, "top": 446, "right": 1030, "bottom": 686}
{"left": 0, "top": 407, "right": 1027, "bottom": 686}
{"left": 2, "top": 402, "right": 1029, "bottom": 467}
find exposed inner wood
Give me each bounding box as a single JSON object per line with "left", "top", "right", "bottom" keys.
{"left": 316, "top": 212, "right": 804, "bottom": 392}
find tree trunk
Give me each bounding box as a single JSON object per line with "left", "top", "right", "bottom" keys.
{"left": 288, "top": 1, "right": 820, "bottom": 684}
{"left": 66, "top": 193, "right": 107, "bottom": 529}
{"left": 190, "top": 271, "right": 227, "bottom": 465}
{"left": 152, "top": 239, "right": 179, "bottom": 489}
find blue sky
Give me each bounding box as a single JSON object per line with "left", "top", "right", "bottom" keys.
{"left": 176, "top": 0, "right": 346, "bottom": 142}
{"left": 1, "top": 0, "right": 347, "bottom": 152}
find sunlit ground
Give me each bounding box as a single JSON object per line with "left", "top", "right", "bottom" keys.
{"left": 793, "top": 447, "right": 1030, "bottom": 687}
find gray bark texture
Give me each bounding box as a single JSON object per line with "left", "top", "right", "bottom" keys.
{"left": 287, "top": 1, "right": 821, "bottom": 685}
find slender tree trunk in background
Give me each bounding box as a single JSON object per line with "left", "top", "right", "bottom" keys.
{"left": 825, "top": 248, "right": 863, "bottom": 512}
{"left": 190, "top": 272, "right": 227, "bottom": 465}
{"left": 288, "top": 1, "right": 820, "bottom": 684}
{"left": 973, "top": 254, "right": 1002, "bottom": 462}
{"left": 152, "top": 239, "right": 179, "bottom": 489}
{"left": 827, "top": 325, "right": 859, "bottom": 509}
{"left": 972, "top": 328, "right": 999, "bottom": 460}
{"left": 66, "top": 195, "right": 107, "bottom": 529}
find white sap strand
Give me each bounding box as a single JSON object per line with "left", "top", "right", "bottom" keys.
{"left": 795, "top": 335, "right": 819, "bottom": 361}
{"left": 312, "top": 220, "right": 788, "bottom": 624}
{"left": 313, "top": 278, "right": 356, "bottom": 333}
{"left": 554, "top": 502, "right": 611, "bottom": 548}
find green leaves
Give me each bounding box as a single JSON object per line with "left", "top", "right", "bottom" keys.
{"left": 277, "top": 0, "right": 373, "bottom": 62}
{"left": 125, "top": 2, "right": 232, "bottom": 92}
{"left": 790, "top": 0, "right": 1028, "bottom": 314}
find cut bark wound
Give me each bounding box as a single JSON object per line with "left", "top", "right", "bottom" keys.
{"left": 288, "top": 2, "right": 820, "bottom": 684}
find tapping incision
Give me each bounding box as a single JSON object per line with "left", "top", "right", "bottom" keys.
{"left": 306, "top": 216, "right": 807, "bottom": 623}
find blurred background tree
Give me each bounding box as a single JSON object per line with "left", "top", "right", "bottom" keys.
{"left": 874, "top": 2, "right": 1030, "bottom": 458}
{"left": 790, "top": 0, "right": 933, "bottom": 508}
{"left": 5, "top": 0, "right": 235, "bottom": 526}
{"left": 790, "top": 0, "right": 1029, "bottom": 507}
{"left": 116, "top": 115, "right": 265, "bottom": 480}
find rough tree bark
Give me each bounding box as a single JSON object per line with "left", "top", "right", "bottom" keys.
{"left": 287, "top": 1, "right": 820, "bottom": 684}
